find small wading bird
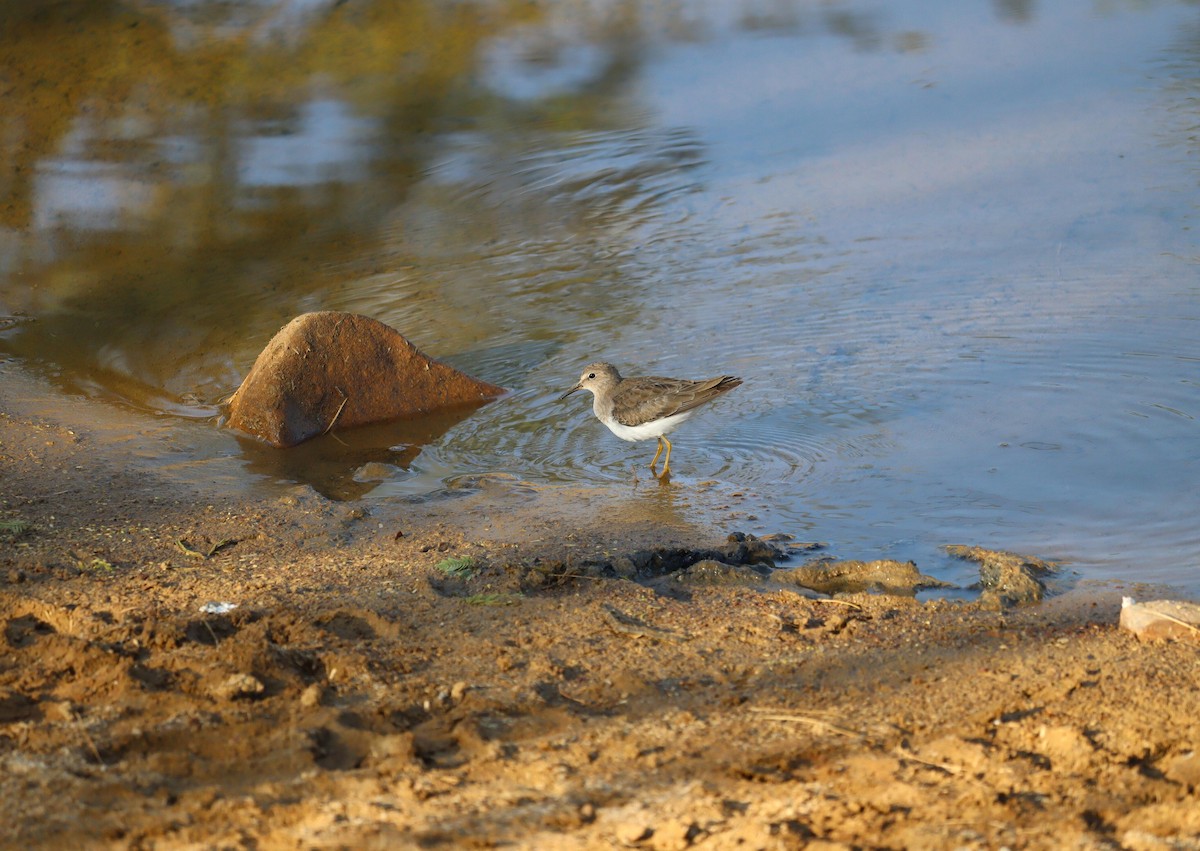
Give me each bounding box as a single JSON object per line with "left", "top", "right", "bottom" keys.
{"left": 559, "top": 362, "right": 742, "bottom": 480}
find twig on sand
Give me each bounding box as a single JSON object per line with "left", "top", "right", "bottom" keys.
{"left": 893, "top": 745, "right": 963, "bottom": 774}
{"left": 73, "top": 711, "right": 105, "bottom": 768}
{"left": 176, "top": 538, "right": 238, "bottom": 560}
{"left": 749, "top": 707, "right": 862, "bottom": 739}
{"left": 602, "top": 604, "right": 689, "bottom": 641}
{"left": 810, "top": 598, "right": 864, "bottom": 610}
{"left": 1141, "top": 610, "right": 1200, "bottom": 634}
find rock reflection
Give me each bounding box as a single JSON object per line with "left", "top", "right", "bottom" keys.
{"left": 235, "top": 404, "right": 487, "bottom": 500}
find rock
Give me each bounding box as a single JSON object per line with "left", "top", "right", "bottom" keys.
{"left": 649, "top": 818, "right": 701, "bottom": 850}
{"left": 614, "top": 822, "right": 654, "bottom": 845}
{"left": 776, "top": 558, "right": 953, "bottom": 595}
{"left": 367, "top": 732, "right": 416, "bottom": 767}
{"left": 945, "top": 545, "right": 1056, "bottom": 606}
{"left": 0, "top": 688, "right": 38, "bottom": 723}
{"left": 1163, "top": 750, "right": 1200, "bottom": 789}
{"left": 353, "top": 462, "right": 402, "bottom": 483}
{"left": 212, "top": 673, "right": 265, "bottom": 701}
{"left": 1038, "top": 724, "right": 1094, "bottom": 773}
{"left": 299, "top": 683, "right": 324, "bottom": 708}
{"left": 919, "top": 735, "right": 990, "bottom": 773}
{"left": 610, "top": 533, "right": 790, "bottom": 582}
{"left": 42, "top": 700, "right": 75, "bottom": 723}
{"left": 611, "top": 557, "right": 637, "bottom": 579}
{"left": 228, "top": 312, "right": 505, "bottom": 447}
{"left": 1119, "top": 598, "right": 1200, "bottom": 642}
{"left": 673, "top": 559, "right": 768, "bottom": 587}
{"left": 716, "top": 532, "right": 787, "bottom": 567}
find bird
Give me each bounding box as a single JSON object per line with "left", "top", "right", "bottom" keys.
{"left": 559, "top": 362, "right": 742, "bottom": 479}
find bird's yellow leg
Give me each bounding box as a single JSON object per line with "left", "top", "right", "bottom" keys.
{"left": 649, "top": 437, "right": 664, "bottom": 471}
{"left": 658, "top": 436, "right": 673, "bottom": 479}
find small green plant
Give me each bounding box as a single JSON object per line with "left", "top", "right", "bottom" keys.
{"left": 435, "top": 555, "right": 477, "bottom": 578}
{"left": 464, "top": 592, "right": 523, "bottom": 606}
{"left": 0, "top": 519, "right": 31, "bottom": 538}
{"left": 79, "top": 557, "right": 115, "bottom": 573}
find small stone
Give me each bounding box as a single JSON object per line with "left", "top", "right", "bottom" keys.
{"left": 615, "top": 822, "right": 653, "bottom": 845}
{"left": 649, "top": 818, "right": 700, "bottom": 850}
{"left": 717, "top": 532, "right": 783, "bottom": 565}
{"left": 368, "top": 733, "right": 415, "bottom": 766}
{"left": 0, "top": 689, "right": 38, "bottom": 723}
{"left": 42, "top": 700, "right": 75, "bottom": 723}
{"left": 299, "top": 683, "right": 324, "bottom": 708}
{"left": 611, "top": 557, "right": 637, "bottom": 579}
{"left": 354, "top": 462, "right": 400, "bottom": 483}
{"left": 920, "top": 735, "right": 990, "bottom": 772}
{"left": 1038, "top": 725, "right": 1094, "bottom": 773}
{"left": 629, "top": 550, "right": 655, "bottom": 570}
{"left": 449, "top": 681, "right": 468, "bottom": 703}
{"left": 213, "top": 673, "right": 265, "bottom": 701}
{"left": 1164, "top": 751, "right": 1200, "bottom": 789}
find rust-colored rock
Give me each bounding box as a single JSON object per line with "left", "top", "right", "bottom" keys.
{"left": 227, "top": 312, "right": 505, "bottom": 447}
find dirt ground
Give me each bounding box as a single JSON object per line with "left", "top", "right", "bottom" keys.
{"left": 2, "top": 366, "right": 1199, "bottom": 851}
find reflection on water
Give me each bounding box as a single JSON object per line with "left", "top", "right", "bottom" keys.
{"left": 235, "top": 406, "right": 487, "bottom": 501}
{"left": 1, "top": 0, "right": 1198, "bottom": 591}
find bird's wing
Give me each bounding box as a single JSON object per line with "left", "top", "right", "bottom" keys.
{"left": 611, "top": 376, "right": 742, "bottom": 427}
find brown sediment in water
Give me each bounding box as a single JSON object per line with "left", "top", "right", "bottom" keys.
{"left": 1, "top": 367, "right": 1198, "bottom": 849}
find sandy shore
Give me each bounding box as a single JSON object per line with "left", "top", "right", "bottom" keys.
{"left": 1, "top": 367, "right": 1198, "bottom": 850}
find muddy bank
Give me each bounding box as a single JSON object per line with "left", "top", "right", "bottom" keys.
{"left": 2, "top": 368, "right": 1198, "bottom": 850}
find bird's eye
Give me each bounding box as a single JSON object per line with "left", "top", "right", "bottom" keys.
{"left": 588, "top": 373, "right": 596, "bottom": 380}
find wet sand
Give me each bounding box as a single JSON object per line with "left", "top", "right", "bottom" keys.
{"left": 2, "top": 369, "right": 1198, "bottom": 850}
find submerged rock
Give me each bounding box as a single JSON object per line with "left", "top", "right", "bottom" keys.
{"left": 716, "top": 532, "right": 787, "bottom": 568}
{"left": 775, "top": 558, "right": 953, "bottom": 596}
{"left": 228, "top": 312, "right": 505, "bottom": 448}
{"left": 463, "top": 532, "right": 794, "bottom": 595}
{"left": 621, "top": 533, "right": 789, "bottom": 580}
{"left": 945, "top": 545, "right": 1057, "bottom": 606}
{"left": 672, "top": 559, "right": 770, "bottom": 587}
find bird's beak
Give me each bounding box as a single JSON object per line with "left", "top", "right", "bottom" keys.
{"left": 558, "top": 381, "right": 583, "bottom": 401}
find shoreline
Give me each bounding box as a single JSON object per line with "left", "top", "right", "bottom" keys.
{"left": 2, "top": 366, "right": 1198, "bottom": 849}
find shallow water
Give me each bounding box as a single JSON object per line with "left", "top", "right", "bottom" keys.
{"left": 1, "top": 0, "right": 1198, "bottom": 591}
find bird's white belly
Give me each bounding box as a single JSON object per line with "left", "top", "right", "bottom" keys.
{"left": 599, "top": 410, "right": 694, "bottom": 442}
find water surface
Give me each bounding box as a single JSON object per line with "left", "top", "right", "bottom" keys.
{"left": 2, "top": 0, "right": 1197, "bottom": 591}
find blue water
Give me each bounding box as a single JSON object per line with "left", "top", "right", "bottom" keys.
{"left": 1, "top": 0, "right": 1197, "bottom": 591}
